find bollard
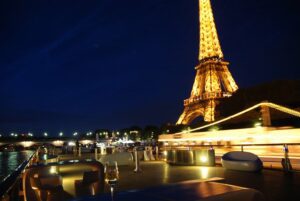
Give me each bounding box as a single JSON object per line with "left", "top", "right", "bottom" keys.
{"left": 134, "top": 148, "right": 142, "bottom": 173}
{"left": 95, "top": 148, "right": 98, "bottom": 160}
{"left": 78, "top": 147, "right": 81, "bottom": 157}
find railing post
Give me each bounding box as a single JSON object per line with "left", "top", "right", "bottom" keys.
{"left": 95, "top": 147, "right": 98, "bottom": 160}
{"left": 78, "top": 147, "right": 81, "bottom": 157}
{"left": 143, "top": 147, "right": 150, "bottom": 161}
{"left": 149, "top": 146, "right": 155, "bottom": 160}
{"left": 241, "top": 145, "right": 244, "bottom": 152}
{"left": 281, "top": 144, "right": 292, "bottom": 172}
{"left": 134, "top": 148, "right": 142, "bottom": 173}
{"left": 100, "top": 146, "right": 104, "bottom": 155}
{"left": 156, "top": 146, "right": 159, "bottom": 160}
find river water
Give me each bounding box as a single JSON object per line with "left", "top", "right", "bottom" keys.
{"left": 0, "top": 151, "right": 34, "bottom": 182}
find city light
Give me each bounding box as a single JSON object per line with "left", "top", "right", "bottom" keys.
{"left": 254, "top": 122, "right": 262, "bottom": 128}
{"left": 81, "top": 140, "right": 93, "bottom": 145}
{"left": 73, "top": 132, "right": 78, "bottom": 136}
{"left": 209, "top": 126, "right": 219, "bottom": 132}
{"left": 53, "top": 140, "right": 63, "bottom": 146}
{"left": 44, "top": 132, "right": 48, "bottom": 137}
{"left": 68, "top": 141, "right": 75, "bottom": 146}
{"left": 20, "top": 141, "right": 34, "bottom": 147}
{"left": 59, "top": 132, "right": 63, "bottom": 137}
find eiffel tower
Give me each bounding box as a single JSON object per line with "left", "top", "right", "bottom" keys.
{"left": 177, "top": 0, "right": 238, "bottom": 124}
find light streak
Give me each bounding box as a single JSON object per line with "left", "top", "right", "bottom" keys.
{"left": 175, "top": 102, "right": 300, "bottom": 134}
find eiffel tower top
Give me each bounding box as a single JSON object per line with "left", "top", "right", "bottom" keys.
{"left": 198, "top": 0, "right": 223, "bottom": 61}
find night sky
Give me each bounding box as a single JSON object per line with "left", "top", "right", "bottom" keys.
{"left": 0, "top": 0, "right": 300, "bottom": 136}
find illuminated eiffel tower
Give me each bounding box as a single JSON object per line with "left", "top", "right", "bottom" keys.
{"left": 177, "top": 0, "right": 238, "bottom": 124}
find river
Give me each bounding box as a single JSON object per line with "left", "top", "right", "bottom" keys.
{"left": 0, "top": 151, "right": 34, "bottom": 182}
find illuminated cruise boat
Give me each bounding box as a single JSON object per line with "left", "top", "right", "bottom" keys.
{"left": 159, "top": 102, "right": 300, "bottom": 165}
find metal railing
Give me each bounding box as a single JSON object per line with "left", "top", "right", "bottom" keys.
{"left": 0, "top": 151, "right": 36, "bottom": 201}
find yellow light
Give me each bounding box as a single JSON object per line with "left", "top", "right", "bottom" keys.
{"left": 200, "top": 167, "right": 209, "bottom": 179}
{"left": 49, "top": 166, "right": 57, "bottom": 174}
{"left": 53, "top": 140, "right": 63, "bottom": 146}
{"left": 209, "top": 126, "right": 219, "bottom": 132}
{"left": 81, "top": 140, "right": 92, "bottom": 145}
{"left": 68, "top": 141, "right": 75, "bottom": 146}
{"left": 200, "top": 156, "right": 208, "bottom": 163}
{"left": 254, "top": 122, "right": 262, "bottom": 128}
{"left": 21, "top": 141, "right": 34, "bottom": 147}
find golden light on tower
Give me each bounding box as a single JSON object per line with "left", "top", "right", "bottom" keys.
{"left": 198, "top": 0, "right": 223, "bottom": 60}
{"left": 177, "top": 0, "right": 238, "bottom": 124}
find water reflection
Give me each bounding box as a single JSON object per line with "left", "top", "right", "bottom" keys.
{"left": 0, "top": 151, "right": 34, "bottom": 182}
{"left": 199, "top": 167, "right": 209, "bottom": 179}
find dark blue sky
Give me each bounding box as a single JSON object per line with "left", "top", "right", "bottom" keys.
{"left": 0, "top": 0, "right": 300, "bottom": 136}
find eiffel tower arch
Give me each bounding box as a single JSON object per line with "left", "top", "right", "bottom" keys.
{"left": 177, "top": 0, "right": 238, "bottom": 124}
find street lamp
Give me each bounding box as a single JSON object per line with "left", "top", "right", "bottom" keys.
{"left": 59, "top": 132, "right": 63, "bottom": 137}
{"left": 44, "top": 132, "right": 48, "bottom": 137}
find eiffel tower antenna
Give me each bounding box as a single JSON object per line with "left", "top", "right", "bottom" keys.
{"left": 177, "top": 0, "right": 238, "bottom": 124}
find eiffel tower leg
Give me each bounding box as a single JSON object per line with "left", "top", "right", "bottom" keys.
{"left": 177, "top": 105, "right": 204, "bottom": 125}
{"left": 204, "top": 100, "right": 219, "bottom": 122}
{"left": 177, "top": 107, "right": 190, "bottom": 125}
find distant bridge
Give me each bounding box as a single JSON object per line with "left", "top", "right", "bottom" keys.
{"left": 0, "top": 138, "right": 96, "bottom": 148}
